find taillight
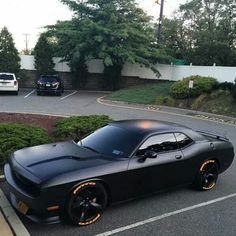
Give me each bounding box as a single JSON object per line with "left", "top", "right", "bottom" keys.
{"left": 14, "top": 81, "right": 17, "bottom": 86}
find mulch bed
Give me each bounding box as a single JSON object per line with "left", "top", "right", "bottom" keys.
{"left": 0, "top": 112, "right": 63, "bottom": 135}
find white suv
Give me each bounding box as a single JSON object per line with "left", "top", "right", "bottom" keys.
{"left": 0, "top": 73, "right": 19, "bottom": 95}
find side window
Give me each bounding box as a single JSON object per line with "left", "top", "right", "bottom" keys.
{"left": 136, "top": 133, "right": 178, "bottom": 156}
{"left": 174, "top": 133, "right": 193, "bottom": 149}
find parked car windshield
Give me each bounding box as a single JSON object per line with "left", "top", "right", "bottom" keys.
{"left": 0, "top": 74, "right": 14, "bottom": 80}
{"left": 79, "top": 125, "right": 141, "bottom": 158}
{"left": 40, "top": 77, "right": 58, "bottom": 83}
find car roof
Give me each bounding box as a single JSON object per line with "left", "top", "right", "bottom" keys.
{"left": 40, "top": 75, "right": 59, "bottom": 78}
{"left": 110, "top": 119, "right": 189, "bottom": 135}
{"left": 110, "top": 120, "right": 206, "bottom": 141}
{"left": 0, "top": 73, "right": 14, "bottom": 75}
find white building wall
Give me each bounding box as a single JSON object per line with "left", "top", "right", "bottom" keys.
{"left": 20, "top": 55, "right": 35, "bottom": 70}
{"left": 20, "top": 55, "right": 236, "bottom": 83}
{"left": 53, "top": 57, "right": 70, "bottom": 72}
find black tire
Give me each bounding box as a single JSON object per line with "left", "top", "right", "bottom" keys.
{"left": 37, "top": 91, "right": 41, "bottom": 96}
{"left": 56, "top": 91, "right": 62, "bottom": 96}
{"left": 194, "top": 160, "right": 219, "bottom": 191}
{"left": 66, "top": 181, "right": 107, "bottom": 226}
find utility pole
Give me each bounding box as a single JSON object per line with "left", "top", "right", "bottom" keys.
{"left": 23, "top": 33, "right": 30, "bottom": 52}
{"left": 157, "top": 0, "right": 164, "bottom": 42}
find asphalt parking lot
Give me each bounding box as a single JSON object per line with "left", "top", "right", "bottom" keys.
{"left": 0, "top": 89, "right": 236, "bottom": 236}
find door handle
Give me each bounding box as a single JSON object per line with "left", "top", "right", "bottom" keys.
{"left": 175, "top": 155, "right": 182, "bottom": 160}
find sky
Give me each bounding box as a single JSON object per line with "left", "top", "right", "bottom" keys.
{"left": 0, "top": 0, "right": 187, "bottom": 51}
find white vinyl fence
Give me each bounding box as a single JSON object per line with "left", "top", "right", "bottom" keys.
{"left": 20, "top": 55, "right": 236, "bottom": 83}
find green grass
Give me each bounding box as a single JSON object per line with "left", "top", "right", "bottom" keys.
{"left": 108, "top": 83, "right": 236, "bottom": 117}
{"left": 107, "top": 82, "right": 174, "bottom": 104}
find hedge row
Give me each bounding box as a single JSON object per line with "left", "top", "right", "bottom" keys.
{"left": 0, "top": 115, "right": 113, "bottom": 165}
{"left": 55, "top": 115, "right": 112, "bottom": 140}
{"left": 0, "top": 123, "right": 51, "bottom": 165}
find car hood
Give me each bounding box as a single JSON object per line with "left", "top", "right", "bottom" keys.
{"left": 12, "top": 141, "right": 114, "bottom": 181}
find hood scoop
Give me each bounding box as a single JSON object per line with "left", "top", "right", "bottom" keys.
{"left": 26, "top": 155, "right": 81, "bottom": 168}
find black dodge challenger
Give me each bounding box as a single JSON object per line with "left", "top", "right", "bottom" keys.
{"left": 4, "top": 120, "right": 234, "bottom": 225}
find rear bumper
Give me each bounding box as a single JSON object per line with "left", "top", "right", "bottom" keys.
{"left": 0, "top": 86, "right": 18, "bottom": 91}
{"left": 4, "top": 163, "right": 63, "bottom": 224}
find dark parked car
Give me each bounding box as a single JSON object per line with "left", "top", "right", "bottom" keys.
{"left": 36, "top": 75, "right": 64, "bottom": 96}
{"left": 4, "top": 120, "right": 234, "bottom": 225}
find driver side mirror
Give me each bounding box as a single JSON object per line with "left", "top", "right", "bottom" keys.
{"left": 138, "top": 150, "right": 157, "bottom": 163}
{"left": 144, "top": 150, "right": 157, "bottom": 159}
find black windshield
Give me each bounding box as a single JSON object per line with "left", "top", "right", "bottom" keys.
{"left": 40, "top": 76, "right": 59, "bottom": 83}
{"left": 79, "top": 125, "right": 141, "bottom": 158}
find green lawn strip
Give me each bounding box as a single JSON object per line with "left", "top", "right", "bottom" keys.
{"left": 107, "top": 82, "right": 174, "bottom": 104}
{"left": 108, "top": 83, "right": 236, "bottom": 117}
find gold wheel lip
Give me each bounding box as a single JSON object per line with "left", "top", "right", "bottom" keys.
{"left": 200, "top": 160, "right": 216, "bottom": 172}
{"left": 203, "top": 182, "right": 216, "bottom": 190}
{"left": 70, "top": 181, "right": 105, "bottom": 226}
{"left": 73, "top": 182, "right": 97, "bottom": 195}
{"left": 199, "top": 160, "right": 218, "bottom": 190}
{"left": 78, "top": 213, "right": 101, "bottom": 226}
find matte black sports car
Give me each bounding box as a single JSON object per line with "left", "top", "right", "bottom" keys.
{"left": 4, "top": 120, "right": 234, "bottom": 225}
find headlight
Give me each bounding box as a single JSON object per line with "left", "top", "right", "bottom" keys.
{"left": 52, "top": 82, "right": 59, "bottom": 88}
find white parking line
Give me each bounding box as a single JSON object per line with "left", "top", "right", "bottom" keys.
{"left": 24, "top": 89, "right": 35, "bottom": 98}
{"left": 95, "top": 193, "right": 236, "bottom": 236}
{"left": 60, "top": 91, "right": 78, "bottom": 100}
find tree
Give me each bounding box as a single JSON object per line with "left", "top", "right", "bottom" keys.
{"left": 162, "top": 0, "right": 236, "bottom": 66}
{"left": 161, "top": 18, "right": 193, "bottom": 61}
{"left": 49, "top": 0, "right": 171, "bottom": 90}
{"left": 0, "top": 27, "right": 20, "bottom": 74}
{"left": 34, "top": 33, "right": 55, "bottom": 76}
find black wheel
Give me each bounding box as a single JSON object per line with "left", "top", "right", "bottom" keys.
{"left": 66, "top": 182, "right": 107, "bottom": 226}
{"left": 56, "top": 91, "right": 62, "bottom": 96}
{"left": 37, "top": 91, "right": 41, "bottom": 96}
{"left": 194, "top": 160, "right": 218, "bottom": 191}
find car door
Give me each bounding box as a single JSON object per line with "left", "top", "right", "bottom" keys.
{"left": 127, "top": 133, "right": 190, "bottom": 197}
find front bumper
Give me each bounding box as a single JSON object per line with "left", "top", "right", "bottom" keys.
{"left": 4, "top": 163, "right": 63, "bottom": 224}
{"left": 37, "top": 88, "right": 60, "bottom": 93}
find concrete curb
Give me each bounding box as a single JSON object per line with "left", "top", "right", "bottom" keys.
{"left": 0, "top": 209, "right": 13, "bottom": 236}
{"left": 0, "top": 111, "right": 70, "bottom": 118}
{"left": 98, "top": 96, "right": 236, "bottom": 127}
{"left": 0, "top": 189, "right": 30, "bottom": 236}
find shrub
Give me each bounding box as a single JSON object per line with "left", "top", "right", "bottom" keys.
{"left": 156, "top": 96, "right": 174, "bottom": 106}
{"left": 0, "top": 123, "right": 51, "bottom": 165}
{"left": 170, "top": 75, "right": 218, "bottom": 99}
{"left": 217, "top": 81, "right": 233, "bottom": 91}
{"left": 55, "top": 115, "right": 113, "bottom": 140}
{"left": 231, "top": 84, "right": 236, "bottom": 101}
{"left": 170, "top": 81, "right": 189, "bottom": 99}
